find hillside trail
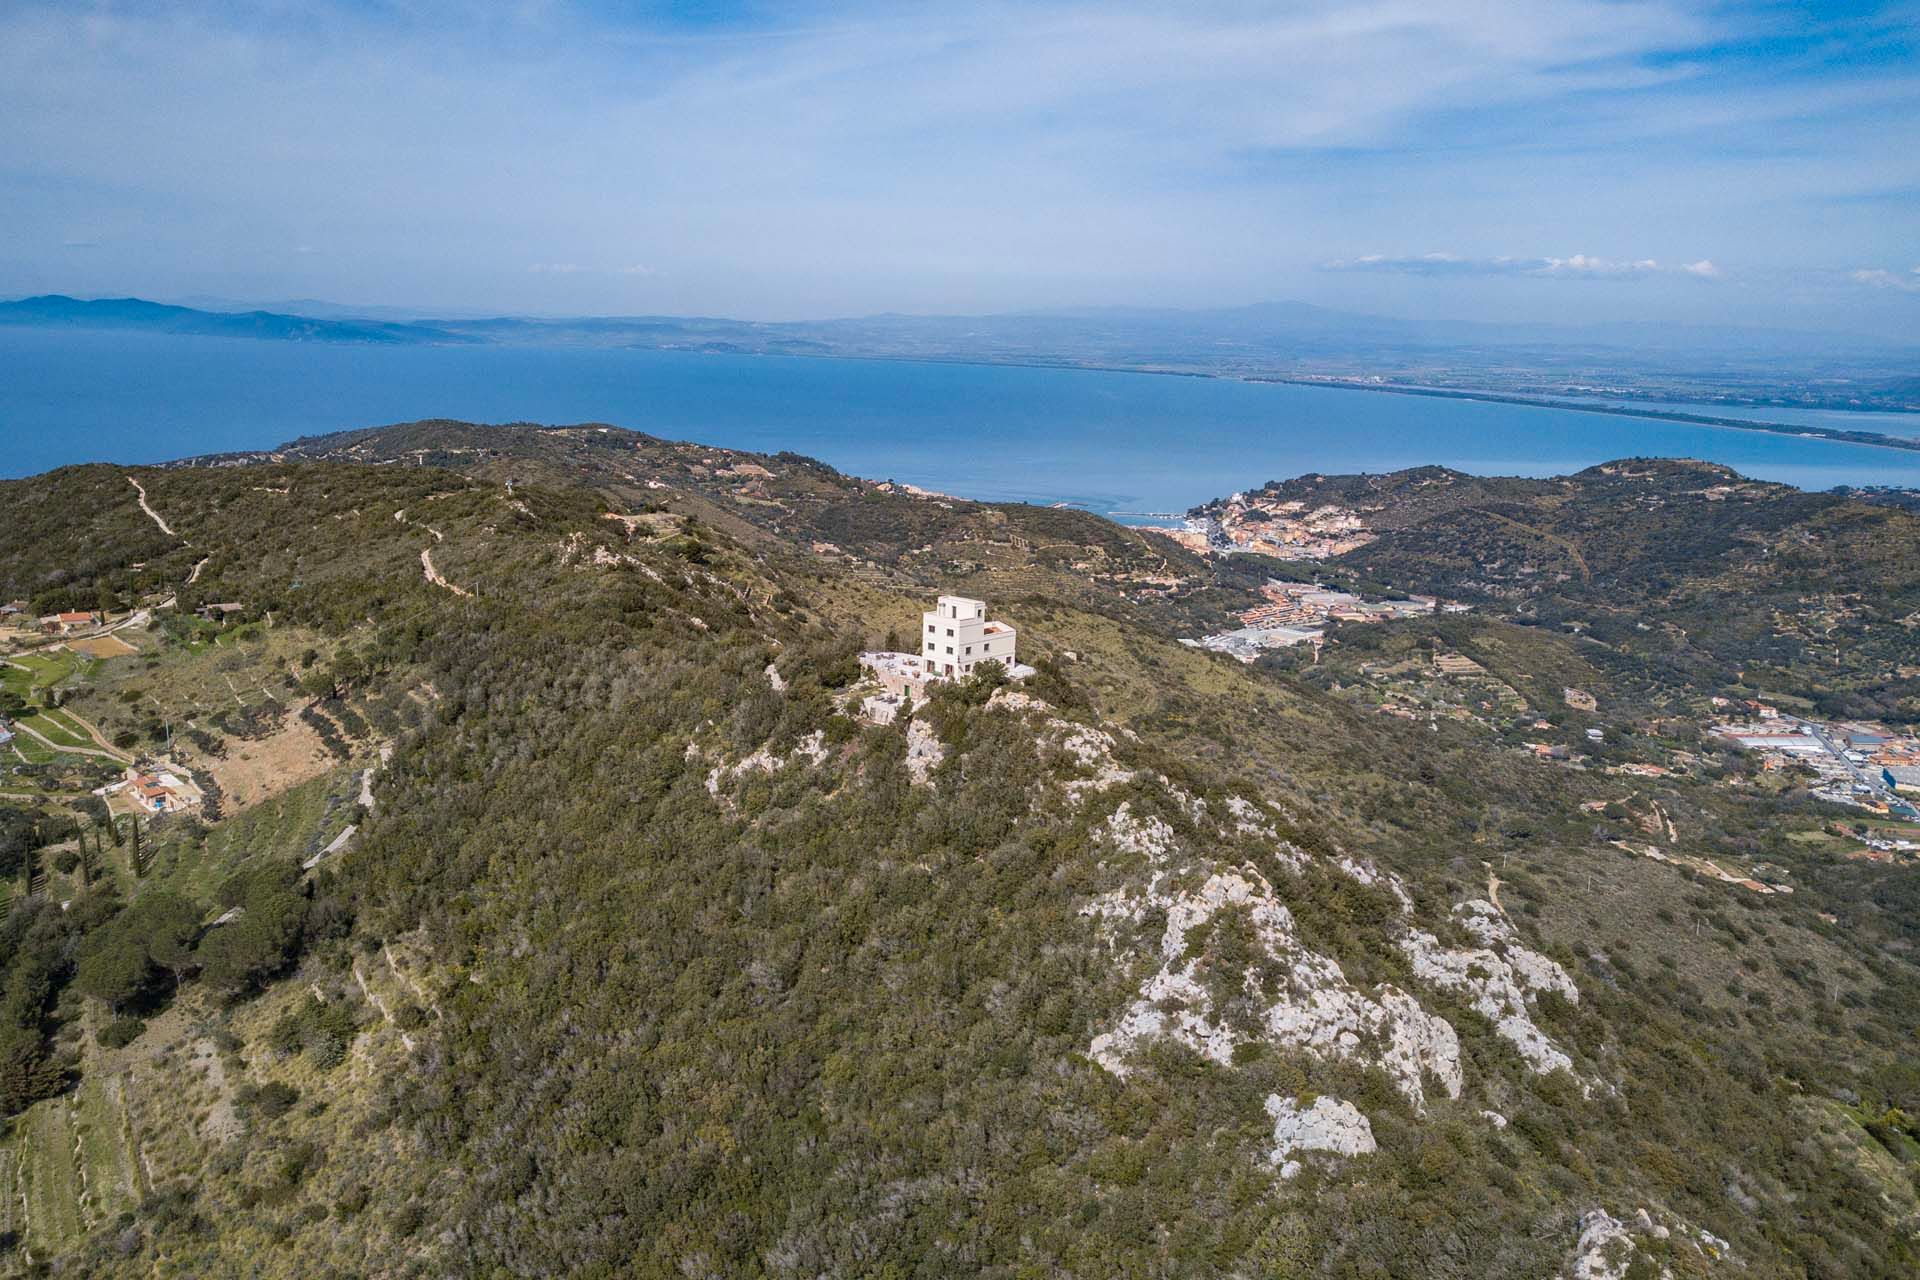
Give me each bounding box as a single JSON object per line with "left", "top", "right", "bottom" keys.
{"left": 125, "top": 476, "right": 186, "bottom": 542}
{"left": 420, "top": 548, "right": 472, "bottom": 597}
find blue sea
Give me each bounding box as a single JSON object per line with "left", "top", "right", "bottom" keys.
{"left": 3, "top": 329, "right": 1917, "bottom": 518}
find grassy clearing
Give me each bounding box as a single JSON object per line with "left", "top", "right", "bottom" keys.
{"left": 6, "top": 733, "right": 91, "bottom": 768}
{"left": 1, "top": 650, "right": 83, "bottom": 697}
{"left": 65, "top": 624, "right": 322, "bottom": 750}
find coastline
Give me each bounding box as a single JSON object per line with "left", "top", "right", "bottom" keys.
{"left": 1247, "top": 376, "right": 1920, "bottom": 456}
{"left": 627, "top": 343, "right": 1920, "bottom": 458}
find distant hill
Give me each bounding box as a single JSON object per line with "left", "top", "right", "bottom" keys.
{"left": 0, "top": 294, "right": 467, "bottom": 344}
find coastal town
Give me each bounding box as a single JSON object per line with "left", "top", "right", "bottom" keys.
{"left": 1155, "top": 489, "right": 1380, "bottom": 560}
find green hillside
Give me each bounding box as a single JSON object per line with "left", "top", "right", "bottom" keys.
{"left": 0, "top": 427, "right": 1914, "bottom": 1276}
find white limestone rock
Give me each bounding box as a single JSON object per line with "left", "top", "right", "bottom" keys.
{"left": 905, "top": 717, "right": 945, "bottom": 786}
{"left": 704, "top": 730, "right": 829, "bottom": 797}
{"left": 1223, "top": 795, "right": 1276, "bottom": 840}
{"left": 1102, "top": 802, "right": 1181, "bottom": 863}
{"left": 1399, "top": 901, "right": 1582, "bottom": 1081}
{"left": 1264, "top": 1094, "right": 1376, "bottom": 1178}
{"left": 1085, "top": 864, "right": 1463, "bottom": 1108}
{"left": 1567, "top": 1210, "right": 1636, "bottom": 1280}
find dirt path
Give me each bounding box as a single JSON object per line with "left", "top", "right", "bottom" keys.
{"left": 302, "top": 823, "right": 357, "bottom": 870}
{"left": 190, "top": 1039, "right": 239, "bottom": 1142}
{"left": 126, "top": 476, "right": 185, "bottom": 542}
{"left": 186, "top": 557, "right": 208, "bottom": 584}
{"left": 421, "top": 548, "right": 472, "bottom": 597}
{"left": 47, "top": 703, "right": 136, "bottom": 763}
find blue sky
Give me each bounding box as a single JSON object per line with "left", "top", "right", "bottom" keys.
{"left": 1, "top": 0, "right": 1916, "bottom": 334}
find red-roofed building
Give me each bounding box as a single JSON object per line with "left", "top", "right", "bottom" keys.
{"left": 40, "top": 610, "right": 99, "bottom": 635}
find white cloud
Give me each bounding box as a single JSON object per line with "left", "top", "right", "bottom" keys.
{"left": 1322, "top": 252, "right": 1716, "bottom": 280}
{"left": 527, "top": 263, "right": 581, "bottom": 274}
{"left": 1851, "top": 267, "right": 1920, "bottom": 293}
{"left": 619, "top": 264, "right": 657, "bottom": 277}
{"left": 1538, "top": 254, "right": 1661, "bottom": 276}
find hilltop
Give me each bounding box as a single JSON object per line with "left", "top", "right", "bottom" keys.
{"left": 0, "top": 424, "right": 1916, "bottom": 1276}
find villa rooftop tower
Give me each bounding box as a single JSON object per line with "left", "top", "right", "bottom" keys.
{"left": 922, "top": 594, "right": 1017, "bottom": 679}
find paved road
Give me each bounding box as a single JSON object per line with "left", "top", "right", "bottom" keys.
{"left": 1786, "top": 714, "right": 1919, "bottom": 819}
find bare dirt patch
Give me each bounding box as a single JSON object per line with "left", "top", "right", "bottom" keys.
{"left": 194, "top": 713, "right": 336, "bottom": 811}
{"left": 68, "top": 634, "right": 138, "bottom": 659}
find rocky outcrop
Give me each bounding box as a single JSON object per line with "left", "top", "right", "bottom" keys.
{"left": 704, "top": 729, "right": 828, "bottom": 797}
{"left": 1264, "top": 1094, "right": 1377, "bottom": 1179}
{"left": 1084, "top": 835, "right": 1462, "bottom": 1109}
{"left": 1563, "top": 1205, "right": 1731, "bottom": 1278}
{"left": 905, "top": 717, "right": 945, "bottom": 786}
{"left": 1004, "top": 686, "right": 1591, "bottom": 1183}
{"left": 1399, "top": 899, "right": 1581, "bottom": 1082}
{"left": 1566, "top": 1210, "right": 1635, "bottom": 1280}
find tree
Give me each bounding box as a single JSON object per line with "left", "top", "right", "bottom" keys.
{"left": 197, "top": 867, "right": 307, "bottom": 995}
{"left": 73, "top": 890, "right": 205, "bottom": 1011}
{"left": 128, "top": 891, "right": 202, "bottom": 977}
{"left": 73, "top": 933, "right": 152, "bottom": 1012}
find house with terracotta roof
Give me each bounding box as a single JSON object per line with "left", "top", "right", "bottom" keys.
{"left": 39, "top": 610, "right": 99, "bottom": 635}
{"left": 102, "top": 760, "right": 204, "bottom": 815}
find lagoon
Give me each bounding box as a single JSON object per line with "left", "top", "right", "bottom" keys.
{"left": 3, "top": 329, "right": 1917, "bottom": 516}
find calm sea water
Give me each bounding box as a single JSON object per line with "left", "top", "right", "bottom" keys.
{"left": 3, "top": 329, "right": 1917, "bottom": 517}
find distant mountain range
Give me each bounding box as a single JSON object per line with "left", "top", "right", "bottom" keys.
{"left": 0, "top": 294, "right": 470, "bottom": 345}
{"left": 4, "top": 292, "right": 1916, "bottom": 411}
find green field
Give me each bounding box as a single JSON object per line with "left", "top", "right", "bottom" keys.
{"left": 1, "top": 650, "right": 86, "bottom": 698}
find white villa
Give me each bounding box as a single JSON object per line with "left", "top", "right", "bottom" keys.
{"left": 922, "top": 595, "right": 1017, "bottom": 679}
{"left": 859, "top": 595, "right": 1030, "bottom": 720}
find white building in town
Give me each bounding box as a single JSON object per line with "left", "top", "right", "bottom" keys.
{"left": 922, "top": 595, "right": 1017, "bottom": 679}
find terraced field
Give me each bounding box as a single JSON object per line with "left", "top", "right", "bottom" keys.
{"left": 1, "top": 650, "right": 88, "bottom": 698}
{"left": 10, "top": 1094, "right": 88, "bottom": 1256}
